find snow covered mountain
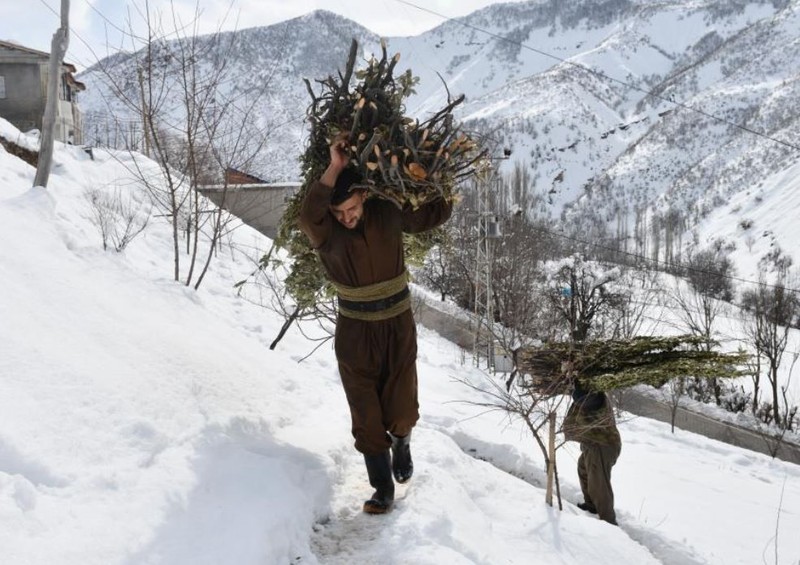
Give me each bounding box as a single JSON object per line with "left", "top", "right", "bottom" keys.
{"left": 77, "top": 0, "right": 800, "bottom": 273}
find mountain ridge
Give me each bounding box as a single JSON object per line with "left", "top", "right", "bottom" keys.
{"left": 77, "top": 0, "right": 800, "bottom": 276}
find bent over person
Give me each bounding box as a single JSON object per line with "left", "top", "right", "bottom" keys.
{"left": 298, "top": 135, "right": 453, "bottom": 514}
{"left": 563, "top": 381, "right": 622, "bottom": 525}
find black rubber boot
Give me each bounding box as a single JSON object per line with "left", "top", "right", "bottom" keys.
{"left": 363, "top": 451, "right": 395, "bottom": 514}
{"left": 390, "top": 432, "right": 414, "bottom": 484}
{"left": 577, "top": 501, "right": 598, "bottom": 514}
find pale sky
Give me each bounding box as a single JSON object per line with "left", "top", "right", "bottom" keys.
{"left": 1, "top": 0, "right": 525, "bottom": 71}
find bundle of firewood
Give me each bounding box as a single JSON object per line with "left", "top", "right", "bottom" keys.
{"left": 274, "top": 38, "right": 481, "bottom": 312}
{"left": 303, "top": 38, "right": 487, "bottom": 208}
{"left": 513, "top": 335, "right": 750, "bottom": 394}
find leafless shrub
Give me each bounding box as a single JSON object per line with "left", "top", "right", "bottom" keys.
{"left": 85, "top": 185, "right": 150, "bottom": 252}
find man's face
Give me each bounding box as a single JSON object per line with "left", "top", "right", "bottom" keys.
{"left": 330, "top": 191, "right": 367, "bottom": 229}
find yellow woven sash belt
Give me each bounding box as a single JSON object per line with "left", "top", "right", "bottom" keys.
{"left": 334, "top": 270, "right": 411, "bottom": 321}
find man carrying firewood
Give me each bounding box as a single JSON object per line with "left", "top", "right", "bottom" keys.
{"left": 298, "top": 134, "right": 452, "bottom": 514}
{"left": 563, "top": 380, "right": 622, "bottom": 525}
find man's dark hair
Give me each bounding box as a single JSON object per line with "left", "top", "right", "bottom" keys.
{"left": 331, "top": 167, "right": 364, "bottom": 205}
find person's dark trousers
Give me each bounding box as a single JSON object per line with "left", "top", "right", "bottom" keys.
{"left": 335, "top": 311, "right": 420, "bottom": 455}
{"left": 363, "top": 451, "right": 395, "bottom": 514}
{"left": 577, "top": 442, "right": 621, "bottom": 525}
{"left": 390, "top": 431, "right": 413, "bottom": 483}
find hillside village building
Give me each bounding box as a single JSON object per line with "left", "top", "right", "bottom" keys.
{"left": 0, "top": 40, "right": 85, "bottom": 144}
{"left": 197, "top": 168, "right": 301, "bottom": 238}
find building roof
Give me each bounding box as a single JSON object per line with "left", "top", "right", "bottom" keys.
{"left": 0, "top": 39, "right": 80, "bottom": 73}
{"left": 64, "top": 72, "right": 86, "bottom": 92}
{"left": 225, "top": 167, "right": 269, "bottom": 185}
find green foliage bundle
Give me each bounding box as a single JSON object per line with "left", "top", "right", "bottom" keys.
{"left": 274, "top": 38, "right": 483, "bottom": 311}
{"left": 515, "top": 335, "right": 750, "bottom": 395}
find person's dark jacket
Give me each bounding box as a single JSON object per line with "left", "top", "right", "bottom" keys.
{"left": 563, "top": 383, "right": 621, "bottom": 447}
{"left": 297, "top": 181, "right": 452, "bottom": 455}
{"left": 298, "top": 181, "right": 452, "bottom": 288}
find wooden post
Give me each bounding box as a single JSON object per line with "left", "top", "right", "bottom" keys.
{"left": 545, "top": 410, "right": 556, "bottom": 506}
{"left": 33, "top": 0, "right": 70, "bottom": 188}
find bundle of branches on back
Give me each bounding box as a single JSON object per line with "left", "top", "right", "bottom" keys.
{"left": 513, "top": 335, "right": 750, "bottom": 396}
{"left": 274, "top": 38, "right": 485, "bottom": 315}
{"left": 307, "top": 37, "right": 487, "bottom": 208}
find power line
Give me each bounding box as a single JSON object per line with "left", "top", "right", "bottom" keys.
{"left": 81, "top": 0, "right": 132, "bottom": 41}
{"left": 527, "top": 223, "right": 800, "bottom": 296}
{"left": 35, "top": 0, "right": 106, "bottom": 71}
{"left": 386, "top": 1, "right": 800, "bottom": 294}
{"left": 28, "top": 2, "right": 800, "bottom": 345}
{"left": 37, "top": 0, "right": 800, "bottom": 160}
{"left": 61, "top": 0, "right": 800, "bottom": 159}
{"left": 33, "top": 0, "right": 301, "bottom": 146}
{"left": 392, "top": 0, "right": 800, "bottom": 154}
{"left": 77, "top": 0, "right": 215, "bottom": 58}
{"left": 36, "top": 0, "right": 800, "bottom": 217}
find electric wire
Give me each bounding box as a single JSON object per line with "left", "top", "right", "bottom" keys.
{"left": 35, "top": 0, "right": 109, "bottom": 71}
{"left": 24, "top": 1, "right": 800, "bottom": 372}
{"left": 30, "top": 0, "right": 800, "bottom": 298}
{"left": 35, "top": 0, "right": 800, "bottom": 158}
{"left": 392, "top": 0, "right": 800, "bottom": 153}
{"left": 523, "top": 222, "right": 800, "bottom": 296}
{"left": 40, "top": 0, "right": 800, "bottom": 160}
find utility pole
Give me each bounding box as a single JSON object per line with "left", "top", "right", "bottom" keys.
{"left": 33, "top": 0, "right": 70, "bottom": 188}
{"left": 473, "top": 148, "right": 511, "bottom": 371}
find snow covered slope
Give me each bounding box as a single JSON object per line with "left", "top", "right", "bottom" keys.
{"left": 3, "top": 116, "right": 800, "bottom": 563}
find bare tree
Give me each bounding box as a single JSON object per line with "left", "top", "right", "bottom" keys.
{"left": 234, "top": 243, "right": 338, "bottom": 355}
{"left": 418, "top": 182, "right": 478, "bottom": 309}
{"left": 667, "top": 246, "right": 734, "bottom": 404}
{"left": 91, "top": 0, "right": 279, "bottom": 289}
{"left": 34, "top": 0, "right": 70, "bottom": 188}
{"left": 465, "top": 256, "right": 630, "bottom": 509}
{"left": 664, "top": 376, "right": 686, "bottom": 434}
{"left": 455, "top": 368, "right": 570, "bottom": 509}
{"left": 544, "top": 254, "right": 627, "bottom": 343}
{"left": 741, "top": 271, "right": 800, "bottom": 427}
{"left": 609, "top": 267, "right": 664, "bottom": 340}
{"left": 416, "top": 229, "right": 465, "bottom": 302}
{"left": 684, "top": 246, "right": 735, "bottom": 302}
{"left": 745, "top": 349, "right": 764, "bottom": 417}
{"left": 673, "top": 283, "right": 725, "bottom": 352}
{"left": 491, "top": 212, "right": 558, "bottom": 359}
